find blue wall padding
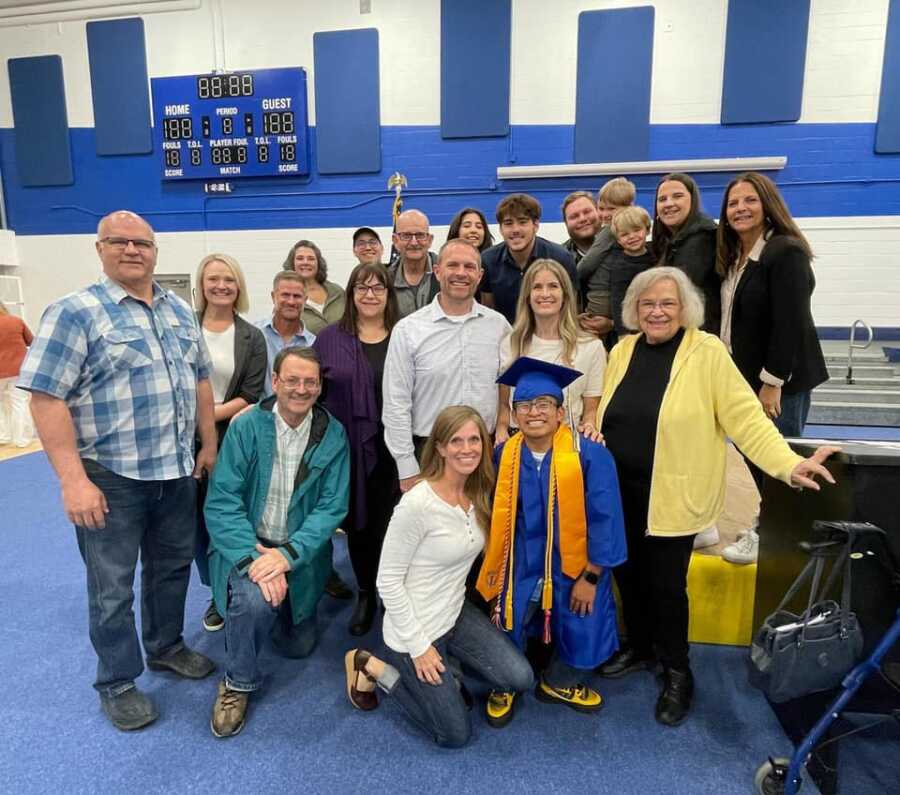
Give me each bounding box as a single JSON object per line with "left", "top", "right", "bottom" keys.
{"left": 7, "top": 55, "right": 73, "bottom": 186}
{"left": 575, "top": 7, "right": 654, "bottom": 163}
{"left": 440, "top": 0, "right": 511, "bottom": 138}
{"left": 313, "top": 28, "right": 381, "bottom": 174}
{"left": 86, "top": 18, "right": 152, "bottom": 155}
{"left": 721, "top": 0, "right": 810, "bottom": 124}
{"left": 876, "top": 0, "right": 900, "bottom": 152}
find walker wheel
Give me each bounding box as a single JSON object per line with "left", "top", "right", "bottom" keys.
{"left": 754, "top": 757, "right": 795, "bottom": 795}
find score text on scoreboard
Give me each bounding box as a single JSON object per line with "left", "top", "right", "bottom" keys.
{"left": 150, "top": 67, "right": 309, "bottom": 181}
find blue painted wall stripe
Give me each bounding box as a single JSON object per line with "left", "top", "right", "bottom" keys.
{"left": 1, "top": 123, "right": 899, "bottom": 235}
{"left": 575, "top": 7, "right": 654, "bottom": 163}
{"left": 721, "top": 0, "right": 810, "bottom": 124}
{"left": 7, "top": 55, "right": 72, "bottom": 187}
{"left": 313, "top": 29, "right": 381, "bottom": 174}
{"left": 440, "top": 0, "right": 510, "bottom": 138}
{"left": 86, "top": 18, "right": 152, "bottom": 156}
{"left": 876, "top": 0, "right": 900, "bottom": 153}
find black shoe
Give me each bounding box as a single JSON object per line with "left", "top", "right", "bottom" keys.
{"left": 349, "top": 590, "right": 377, "bottom": 636}
{"left": 598, "top": 647, "right": 655, "bottom": 678}
{"left": 655, "top": 667, "right": 694, "bottom": 727}
{"left": 147, "top": 645, "right": 216, "bottom": 680}
{"left": 203, "top": 600, "right": 224, "bottom": 632}
{"left": 100, "top": 686, "right": 159, "bottom": 731}
{"left": 325, "top": 571, "right": 353, "bottom": 600}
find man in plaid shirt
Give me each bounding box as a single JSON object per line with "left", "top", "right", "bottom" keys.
{"left": 18, "top": 210, "right": 218, "bottom": 731}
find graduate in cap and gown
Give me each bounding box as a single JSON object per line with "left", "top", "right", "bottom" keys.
{"left": 477, "top": 357, "right": 626, "bottom": 726}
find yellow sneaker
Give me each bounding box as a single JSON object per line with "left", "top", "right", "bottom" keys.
{"left": 485, "top": 690, "right": 516, "bottom": 728}
{"left": 535, "top": 678, "right": 603, "bottom": 713}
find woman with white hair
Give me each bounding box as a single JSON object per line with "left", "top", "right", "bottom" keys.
{"left": 596, "top": 266, "right": 838, "bottom": 727}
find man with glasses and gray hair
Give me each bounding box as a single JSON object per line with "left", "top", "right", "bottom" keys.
{"left": 19, "top": 210, "right": 218, "bottom": 731}
{"left": 203, "top": 345, "right": 349, "bottom": 737}
{"left": 388, "top": 209, "right": 440, "bottom": 318}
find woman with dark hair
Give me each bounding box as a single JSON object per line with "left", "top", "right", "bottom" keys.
{"left": 716, "top": 172, "right": 828, "bottom": 564}
{"left": 282, "top": 239, "right": 346, "bottom": 334}
{"left": 652, "top": 172, "right": 721, "bottom": 334}
{"left": 343, "top": 405, "right": 533, "bottom": 748}
{"left": 194, "top": 253, "right": 268, "bottom": 631}
{"left": 313, "top": 263, "right": 401, "bottom": 634}
{"left": 446, "top": 207, "right": 494, "bottom": 252}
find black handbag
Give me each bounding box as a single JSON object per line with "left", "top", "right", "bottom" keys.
{"left": 748, "top": 541, "right": 863, "bottom": 703}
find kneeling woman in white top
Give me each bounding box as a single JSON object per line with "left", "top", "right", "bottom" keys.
{"left": 344, "top": 405, "right": 533, "bottom": 747}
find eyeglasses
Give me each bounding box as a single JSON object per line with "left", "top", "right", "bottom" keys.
{"left": 395, "top": 232, "right": 430, "bottom": 243}
{"left": 513, "top": 397, "right": 558, "bottom": 415}
{"left": 353, "top": 284, "right": 387, "bottom": 296}
{"left": 99, "top": 237, "right": 156, "bottom": 251}
{"left": 354, "top": 239, "right": 380, "bottom": 249}
{"left": 278, "top": 377, "right": 320, "bottom": 390}
{"left": 638, "top": 299, "right": 680, "bottom": 312}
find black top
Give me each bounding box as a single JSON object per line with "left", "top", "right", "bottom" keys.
{"left": 602, "top": 328, "right": 685, "bottom": 483}
{"left": 610, "top": 249, "right": 657, "bottom": 335}
{"left": 727, "top": 235, "right": 828, "bottom": 395}
{"left": 361, "top": 336, "right": 390, "bottom": 416}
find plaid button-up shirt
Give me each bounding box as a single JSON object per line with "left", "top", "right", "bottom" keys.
{"left": 257, "top": 405, "right": 312, "bottom": 544}
{"left": 18, "top": 277, "right": 211, "bottom": 481}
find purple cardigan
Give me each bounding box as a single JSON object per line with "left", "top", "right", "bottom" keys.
{"left": 313, "top": 324, "right": 380, "bottom": 533}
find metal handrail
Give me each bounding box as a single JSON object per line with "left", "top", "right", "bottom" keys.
{"left": 846, "top": 320, "right": 874, "bottom": 385}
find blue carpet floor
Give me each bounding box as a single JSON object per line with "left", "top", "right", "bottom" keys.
{"left": 2, "top": 452, "right": 896, "bottom": 794}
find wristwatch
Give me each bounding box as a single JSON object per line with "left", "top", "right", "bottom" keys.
{"left": 581, "top": 569, "right": 599, "bottom": 586}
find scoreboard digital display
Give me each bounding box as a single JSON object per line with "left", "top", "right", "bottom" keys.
{"left": 151, "top": 67, "right": 309, "bottom": 181}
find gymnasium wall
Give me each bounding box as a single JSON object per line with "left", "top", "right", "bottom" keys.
{"left": 0, "top": 0, "right": 898, "bottom": 329}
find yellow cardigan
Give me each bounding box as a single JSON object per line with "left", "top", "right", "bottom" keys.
{"left": 597, "top": 328, "right": 804, "bottom": 537}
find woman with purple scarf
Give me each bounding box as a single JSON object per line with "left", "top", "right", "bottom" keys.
{"left": 313, "top": 263, "right": 401, "bottom": 635}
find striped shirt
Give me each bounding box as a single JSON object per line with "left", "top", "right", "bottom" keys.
{"left": 18, "top": 277, "right": 211, "bottom": 481}
{"left": 257, "top": 405, "right": 312, "bottom": 544}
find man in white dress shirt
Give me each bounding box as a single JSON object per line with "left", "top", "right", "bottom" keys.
{"left": 382, "top": 239, "right": 511, "bottom": 492}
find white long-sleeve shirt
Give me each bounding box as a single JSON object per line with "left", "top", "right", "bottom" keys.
{"left": 377, "top": 480, "right": 486, "bottom": 658}
{"left": 382, "top": 296, "right": 510, "bottom": 479}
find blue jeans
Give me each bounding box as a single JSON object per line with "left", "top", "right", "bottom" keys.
{"left": 75, "top": 459, "right": 197, "bottom": 697}
{"left": 224, "top": 568, "right": 317, "bottom": 691}
{"left": 774, "top": 390, "right": 812, "bottom": 438}
{"left": 381, "top": 601, "right": 534, "bottom": 748}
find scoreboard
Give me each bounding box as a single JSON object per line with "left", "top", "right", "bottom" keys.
{"left": 150, "top": 67, "right": 309, "bottom": 181}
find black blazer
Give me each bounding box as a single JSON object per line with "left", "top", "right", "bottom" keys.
{"left": 728, "top": 235, "right": 828, "bottom": 395}
{"left": 206, "top": 314, "right": 268, "bottom": 442}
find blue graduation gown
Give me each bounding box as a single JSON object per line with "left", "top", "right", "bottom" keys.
{"left": 496, "top": 436, "right": 627, "bottom": 669}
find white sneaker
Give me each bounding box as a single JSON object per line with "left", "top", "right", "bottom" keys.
{"left": 693, "top": 525, "right": 720, "bottom": 549}
{"left": 722, "top": 529, "right": 759, "bottom": 565}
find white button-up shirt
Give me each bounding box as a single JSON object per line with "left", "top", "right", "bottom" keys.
{"left": 382, "top": 296, "right": 511, "bottom": 479}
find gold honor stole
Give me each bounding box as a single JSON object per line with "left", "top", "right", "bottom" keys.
{"left": 476, "top": 424, "right": 588, "bottom": 641}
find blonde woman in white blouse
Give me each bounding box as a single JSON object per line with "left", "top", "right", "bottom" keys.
{"left": 344, "top": 405, "right": 533, "bottom": 747}
{"left": 495, "top": 258, "right": 605, "bottom": 444}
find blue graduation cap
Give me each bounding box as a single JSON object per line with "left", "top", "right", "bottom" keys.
{"left": 496, "top": 356, "right": 582, "bottom": 403}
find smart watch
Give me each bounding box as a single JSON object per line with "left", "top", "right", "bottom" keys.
{"left": 581, "top": 569, "right": 599, "bottom": 586}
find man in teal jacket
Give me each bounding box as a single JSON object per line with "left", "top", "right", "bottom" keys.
{"left": 204, "top": 345, "right": 349, "bottom": 737}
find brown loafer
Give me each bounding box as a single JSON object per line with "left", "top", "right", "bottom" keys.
{"left": 344, "top": 648, "right": 378, "bottom": 711}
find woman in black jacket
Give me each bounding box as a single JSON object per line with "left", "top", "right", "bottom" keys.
{"left": 652, "top": 172, "right": 721, "bottom": 334}
{"left": 717, "top": 172, "right": 827, "bottom": 437}
{"left": 716, "top": 172, "right": 828, "bottom": 564}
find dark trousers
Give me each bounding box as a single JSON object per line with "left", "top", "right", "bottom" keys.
{"left": 348, "top": 446, "right": 399, "bottom": 591}
{"left": 613, "top": 477, "right": 695, "bottom": 671}
{"left": 75, "top": 459, "right": 196, "bottom": 696}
